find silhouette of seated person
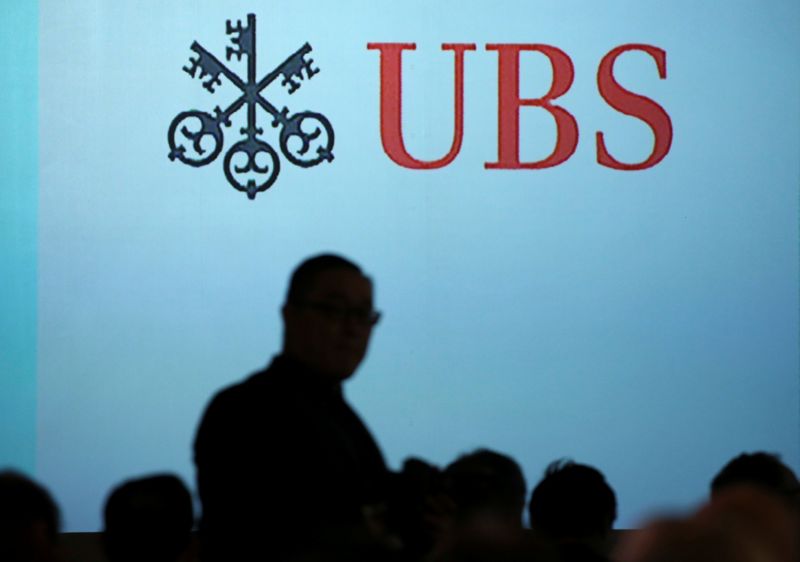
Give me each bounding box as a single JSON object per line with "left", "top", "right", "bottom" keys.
{"left": 381, "top": 458, "right": 445, "bottom": 561}
{"left": 382, "top": 451, "right": 527, "bottom": 562}
{"left": 616, "top": 487, "right": 798, "bottom": 562}
{"left": 528, "top": 460, "right": 617, "bottom": 562}
{"left": 0, "top": 471, "right": 61, "bottom": 562}
{"left": 423, "top": 449, "right": 534, "bottom": 562}
{"left": 711, "top": 451, "right": 800, "bottom": 511}
{"left": 194, "top": 254, "right": 388, "bottom": 562}
{"left": 103, "top": 474, "right": 193, "bottom": 562}
{"left": 443, "top": 449, "right": 526, "bottom": 532}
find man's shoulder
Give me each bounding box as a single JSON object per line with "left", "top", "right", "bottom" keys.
{"left": 193, "top": 366, "right": 287, "bottom": 455}
{"left": 198, "top": 356, "right": 312, "bottom": 422}
{"left": 194, "top": 355, "right": 326, "bottom": 452}
{"left": 202, "top": 366, "right": 282, "bottom": 413}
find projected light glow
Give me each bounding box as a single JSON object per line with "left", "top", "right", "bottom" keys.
{"left": 0, "top": 0, "right": 797, "bottom": 532}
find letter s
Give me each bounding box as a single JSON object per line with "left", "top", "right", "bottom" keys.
{"left": 596, "top": 44, "right": 673, "bottom": 170}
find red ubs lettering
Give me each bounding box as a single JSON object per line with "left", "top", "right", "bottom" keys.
{"left": 366, "top": 43, "right": 673, "bottom": 170}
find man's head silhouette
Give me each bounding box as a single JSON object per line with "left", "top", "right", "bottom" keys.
{"left": 528, "top": 459, "right": 617, "bottom": 540}
{"left": 281, "top": 253, "right": 380, "bottom": 380}
{"left": 711, "top": 451, "right": 800, "bottom": 511}
{"left": 0, "top": 471, "right": 60, "bottom": 562}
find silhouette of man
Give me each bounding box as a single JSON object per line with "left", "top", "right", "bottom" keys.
{"left": 194, "top": 254, "right": 387, "bottom": 562}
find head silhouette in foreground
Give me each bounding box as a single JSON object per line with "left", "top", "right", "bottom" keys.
{"left": 528, "top": 459, "right": 617, "bottom": 562}
{"left": 616, "top": 487, "right": 799, "bottom": 562}
{"left": 0, "top": 471, "right": 60, "bottom": 562}
{"left": 103, "top": 473, "right": 193, "bottom": 562}
{"left": 194, "top": 253, "right": 387, "bottom": 562}
{"left": 711, "top": 451, "right": 800, "bottom": 511}
{"left": 444, "top": 448, "right": 527, "bottom": 529}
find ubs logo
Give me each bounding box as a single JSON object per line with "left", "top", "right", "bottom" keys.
{"left": 167, "top": 14, "right": 335, "bottom": 200}
{"left": 169, "top": 14, "right": 672, "bottom": 200}
{"left": 368, "top": 43, "right": 672, "bottom": 171}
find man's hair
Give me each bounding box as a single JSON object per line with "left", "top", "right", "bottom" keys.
{"left": 285, "top": 253, "right": 365, "bottom": 305}
{"left": 711, "top": 452, "right": 800, "bottom": 501}
{"left": 443, "top": 448, "right": 527, "bottom": 522}
{"left": 528, "top": 459, "right": 617, "bottom": 539}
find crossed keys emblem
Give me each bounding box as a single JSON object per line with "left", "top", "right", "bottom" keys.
{"left": 168, "top": 14, "right": 334, "bottom": 199}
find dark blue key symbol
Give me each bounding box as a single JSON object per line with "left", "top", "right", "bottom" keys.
{"left": 167, "top": 111, "right": 224, "bottom": 167}
{"left": 278, "top": 111, "right": 335, "bottom": 167}
{"left": 273, "top": 44, "right": 319, "bottom": 94}
{"left": 225, "top": 19, "right": 254, "bottom": 62}
{"left": 223, "top": 137, "right": 280, "bottom": 200}
{"left": 168, "top": 14, "right": 335, "bottom": 199}
{"left": 183, "top": 43, "right": 225, "bottom": 93}
{"left": 254, "top": 98, "right": 334, "bottom": 167}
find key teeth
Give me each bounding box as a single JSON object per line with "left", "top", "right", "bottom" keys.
{"left": 226, "top": 47, "right": 244, "bottom": 61}
{"left": 225, "top": 19, "right": 253, "bottom": 61}
{"left": 281, "top": 75, "right": 301, "bottom": 94}
{"left": 304, "top": 59, "right": 320, "bottom": 79}
{"left": 183, "top": 56, "right": 201, "bottom": 78}
{"left": 202, "top": 76, "right": 222, "bottom": 93}
{"left": 226, "top": 20, "right": 244, "bottom": 34}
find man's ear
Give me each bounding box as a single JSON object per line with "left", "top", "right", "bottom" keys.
{"left": 281, "top": 303, "right": 294, "bottom": 353}
{"left": 282, "top": 303, "right": 298, "bottom": 330}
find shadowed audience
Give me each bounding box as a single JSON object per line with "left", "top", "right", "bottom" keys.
{"left": 397, "top": 450, "right": 545, "bottom": 562}
{"left": 443, "top": 448, "right": 527, "bottom": 531}
{"left": 435, "top": 449, "right": 551, "bottom": 562}
{"left": 528, "top": 460, "right": 617, "bottom": 562}
{"left": 616, "top": 487, "right": 799, "bottom": 562}
{"left": 384, "top": 458, "right": 445, "bottom": 561}
{"left": 711, "top": 451, "right": 800, "bottom": 511}
{"left": 383, "top": 450, "right": 530, "bottom": 562}
{"left": 616, "top": 451, "right": 800, "bottom": 562}
{"left": 6, "top": 371, "right": 800, "bottom": 562}
{"left": 0, "top": 471, "right": 61, "bottom": 562}
{"left": 103, "top": 473, "right": 193, "bottom": 562}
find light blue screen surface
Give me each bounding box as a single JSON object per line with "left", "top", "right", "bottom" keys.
{"left": 15, "top": 0, "right": 800, "bottom": 530}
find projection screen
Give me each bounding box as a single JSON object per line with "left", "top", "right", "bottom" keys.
{"left": 0, "top": 0, "right": 798, "bottom": 530}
